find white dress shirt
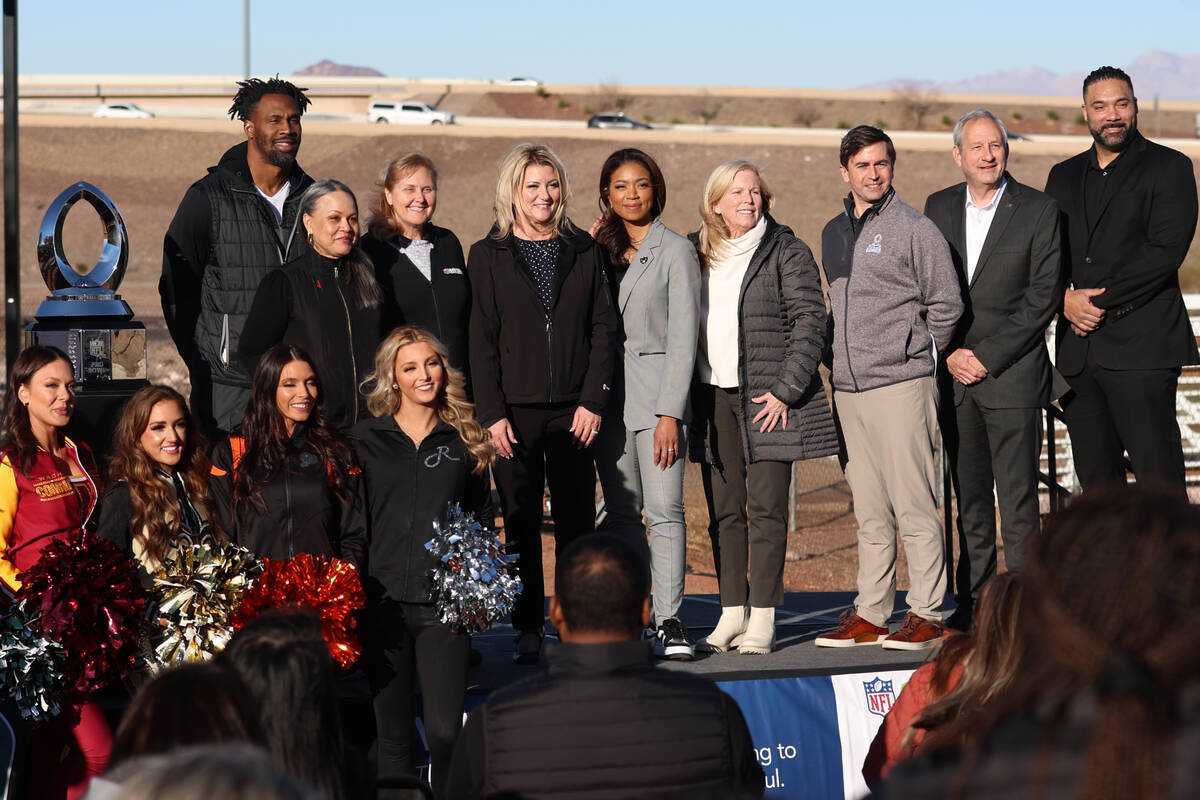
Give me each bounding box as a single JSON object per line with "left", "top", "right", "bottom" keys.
{"left": 964, "top": 178, "right": 1007, "bottom": 284}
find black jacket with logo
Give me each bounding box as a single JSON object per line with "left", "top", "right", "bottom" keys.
{"left": 350, "top": 416, "right": 491, "bottom": 604}
{"left": 467, "top": 225, "right": 619, "bottom": 427}
{"left": 238, "top": 248, "right": 383, "bottom": 428}
{"left": 208, "top": 428, "right": 367, "bottom": 569}
{"left": 361, "top": 226, "right": 472, "bottom": 380}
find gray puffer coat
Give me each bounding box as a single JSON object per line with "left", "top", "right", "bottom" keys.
{"left": 690, "top": 215, "right": 839, "bottom": 465}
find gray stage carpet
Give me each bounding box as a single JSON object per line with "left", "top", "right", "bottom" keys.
{"left": 468, "top": 591, "right": 934, "bottom": 693}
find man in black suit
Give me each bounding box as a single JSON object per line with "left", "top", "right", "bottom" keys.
{"left": 925, "top": 109, "right": 1063, "bottom": 629}
{"left": 1045, "top": 66, "right": 1199, "bottom": 491}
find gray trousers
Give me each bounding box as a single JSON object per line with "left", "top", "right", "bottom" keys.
{"left": 595, "top": 413, "right": 688, "bottom": 623}
{"left": 834, "top": 376, "right": 947, "bottom": 626}
{"left": 698, "top": 386, "right": 791, "bottom": 608}
{"left": 943, "top": 392, "right": 1040, "bottom": 606}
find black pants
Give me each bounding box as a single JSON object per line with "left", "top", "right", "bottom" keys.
{"left": 942, "top": 392, "right": 1040, "bottom": 606}
{"left": 493, "top": 402, "right": 597, "bottom": 633}
{"left": 698, "top": 386, "right": 791, "bottom": 608}
{"left": 369, "top": 601, "right": 469, "bottom": 799}
{"left": 1061, "top": 363, "right": 1185, "bottom": 491}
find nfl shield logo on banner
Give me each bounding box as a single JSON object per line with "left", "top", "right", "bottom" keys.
{"left": 863, "top": 677, "right": 895, "bottom": 717}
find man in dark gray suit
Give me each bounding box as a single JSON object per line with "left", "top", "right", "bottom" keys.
{"left": 924, "top": 109, "right": 1063, "bottom": 630}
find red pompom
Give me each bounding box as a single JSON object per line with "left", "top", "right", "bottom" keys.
{"left": 232, "top": 554, "right": 366, "bottom": 669}
{"left": 15, "top": 530, "right": 146, "bottom": 695}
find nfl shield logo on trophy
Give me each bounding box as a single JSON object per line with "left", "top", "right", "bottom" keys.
{"left": 863, "top": 677, "right": 895, "bottom": 717}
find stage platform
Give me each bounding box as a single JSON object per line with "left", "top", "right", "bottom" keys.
{"left": 465, "top": 590, "right": 932, "bottom": 691}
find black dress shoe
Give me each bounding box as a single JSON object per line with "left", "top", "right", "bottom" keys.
{"left": 945, "top": 606, "right": 973, "bottom": 633}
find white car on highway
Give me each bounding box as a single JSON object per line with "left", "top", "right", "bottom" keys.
{"left": 93, "top": 102, "right": 154, "bottom": 119}
{"left": 368, "top": 101, "right": 455, "bottom": 125}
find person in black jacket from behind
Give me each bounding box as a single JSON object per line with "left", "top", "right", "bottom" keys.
{"left": 350, "top": 326, "right": 494, "bottom": 798}
{"left": 360, "top": 152, "right": 472, "bottom": 383}
{"left": 209, "top": 344, "right": 367, "bottom": 569}
{"left": 446, "top": 533, "right": 765, "bottom": 800}
{"left": 468, "top": 142, "right": 619, "bottom": 665}
{"left": 239, "top": 179, "right": 383, "bottom": 428}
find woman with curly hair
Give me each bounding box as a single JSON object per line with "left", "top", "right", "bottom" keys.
{"left": 208, "top": 344, "right": 366, "bottom": 569}
{"left": 350, "top": 325, "right": 493, "bottom": 797}
{"left": 97, "top": 385, "right": 225, "bottom": 583}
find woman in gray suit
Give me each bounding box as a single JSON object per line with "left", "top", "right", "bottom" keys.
{"left": 591, "top": 148, "right": 701, "bottom": 660}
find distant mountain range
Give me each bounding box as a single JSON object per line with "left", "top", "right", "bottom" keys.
{"left": 860, "top": 50, "right": 1200, "bottom": 100}
{"left": 293, "top": 59, "right": 384, "bottom": 78}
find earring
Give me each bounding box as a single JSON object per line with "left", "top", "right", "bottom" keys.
{"left": 392, "top": 383, "right": 399, "bottom": 390}
{"left": 306, "top": 231, "right": 314, "bottom": 245}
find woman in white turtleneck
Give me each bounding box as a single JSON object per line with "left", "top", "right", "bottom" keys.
{"left": 691, "top": 160, "right": 838, "bottom": 655}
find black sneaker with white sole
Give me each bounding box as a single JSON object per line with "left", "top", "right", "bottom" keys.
{"left": 655, "top": 618, "right": 695, "bottom": 661}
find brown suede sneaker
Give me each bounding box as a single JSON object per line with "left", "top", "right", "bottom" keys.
{"left": 814, "top": 610, "right": 889, "bottom": 647}
{"left": 881, "top": 612, "right": 945, "bottom": 650}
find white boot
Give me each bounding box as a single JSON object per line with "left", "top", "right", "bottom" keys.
{"left": 738, "top": 607, "right": 776, "bottom": 654}
{"left": 698, "top": 606, "right": 749, "bottom": 653}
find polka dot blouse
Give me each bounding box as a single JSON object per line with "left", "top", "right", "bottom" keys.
{"left": 515, "top": 237, "right": 560, "bottom": 310}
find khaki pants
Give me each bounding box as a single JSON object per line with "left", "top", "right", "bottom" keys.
{"left": 834, "top": 376, "right": 947, "bottom": 627}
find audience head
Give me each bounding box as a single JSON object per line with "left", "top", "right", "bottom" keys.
{"left": 923, "top": 485, "right": 1200, "bottom": 797}
{"left": 228, "top": 78, "right": 307, "bottom": 172}
{"left": 1081, "top": 65, "right": 1139, "bottom": 152}
{"left": 550, "top": 533, "right": 651, "bottom": 641}
{"left": 100, "top": 744, "right": 321, "bottom": 800}
{"left": 108, "top": 663, "right": 262, "bottom": 769}
{"left": 370, "top": 151, "right": 439, "bottom": 239}
{"left": 245, "top": 343, "right": 324, "bottom": 438}
{"left": 493, "top": 142, "right": 571, "bottom": 238}
{"left": 220, "top": 610, "right": 347, "bottom": 800}
{"left": 3, "top": 345, "right": 75, "bottom": 472}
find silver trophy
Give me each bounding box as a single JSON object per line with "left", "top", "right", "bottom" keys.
{"left": 25, "top": 181, "right": 147, "bottom": 384}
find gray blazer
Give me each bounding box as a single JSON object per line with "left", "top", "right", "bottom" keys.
{"left": 613, "top": 219, "right": 701, "bottom": 431}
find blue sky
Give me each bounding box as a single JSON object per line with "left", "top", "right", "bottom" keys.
{"left": 17, "top": 0, "right": 1200, "bottom": 89}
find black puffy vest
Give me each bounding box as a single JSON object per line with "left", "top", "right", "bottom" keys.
{"left": 194, "top": 143, "right": 312, "bottom": 386}
{"left": 480, "top": 641, "right": 739, "bottom": 798}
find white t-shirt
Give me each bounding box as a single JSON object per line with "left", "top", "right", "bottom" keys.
{"left": 256, "top": 181, "right": 291, "bottom": 224}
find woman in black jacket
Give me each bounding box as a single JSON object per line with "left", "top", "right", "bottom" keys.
{"left": 351, "top": 326, "right": 493, "bottom": 797}
{"left": 239, "top": 179, "right": 383, "bottom": 428}
{"left": 360, "top": 152, "right": 472, "bottom": 380}
{"left": 209, "top": 344, "right": 367, "bottom": 569}
{"left": 98, "top": 384, "right": 226, "bottom": 585}
{"left": 467, "top": 142, "right": 618, "bottom": 663}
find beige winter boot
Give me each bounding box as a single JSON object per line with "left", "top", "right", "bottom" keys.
{"left": 738, "top": 607, "right": 776, "bottom": 654}
{"left": 697, "top": 606, "right": 749, "bottom": 653}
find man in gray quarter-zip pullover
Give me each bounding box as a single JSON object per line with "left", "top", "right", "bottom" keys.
{"left": 815, "top": 126, "right": 962, "bottom": 652}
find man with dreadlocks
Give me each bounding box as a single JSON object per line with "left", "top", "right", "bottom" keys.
{"left": 160, "top": 77, "right": 315, "bottom": 441}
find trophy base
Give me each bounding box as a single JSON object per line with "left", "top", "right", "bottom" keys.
{"left": 25, "top": 319, "right": 151, "bottom": 464}
{"left": 35, "top": 291, "right": 134, "bottom": 321}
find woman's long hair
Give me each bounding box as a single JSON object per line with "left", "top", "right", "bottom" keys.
{"left": 233, "top": 345, "right": 356, "bottom": 513}
{"left": 696, "top": 160, "right": 773, "bottom": 268}
{"left": 219, "top": 610, "right": 347, "bottom": 800}
{"left": 594, "top": 148, "right": 666, "bottom": 267}
{"left": 109, "top": 662, "right": 264, "bottom": 769}
{"left": 366, "top": 151, "right": 438, "bottom": 239}
{"left": 298, "top": 179, "right": 381, "bottom": 309}
{"left": 918, "top": 486, "right": 1200, "bottom": 799}
{"left": 1, "top": 345, "right": 73, "bottom": 475}
{"left": 107, "top": 385, "right": 227, "bottom": 563}
{"left": 905, "top": 573, "right": 1024, "bottom": 749}
{"left": 362, "top": 326, "right": 493, "bottom": 474}
{"left": 491, "top": 142, "right": 573, "bottom": 239}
